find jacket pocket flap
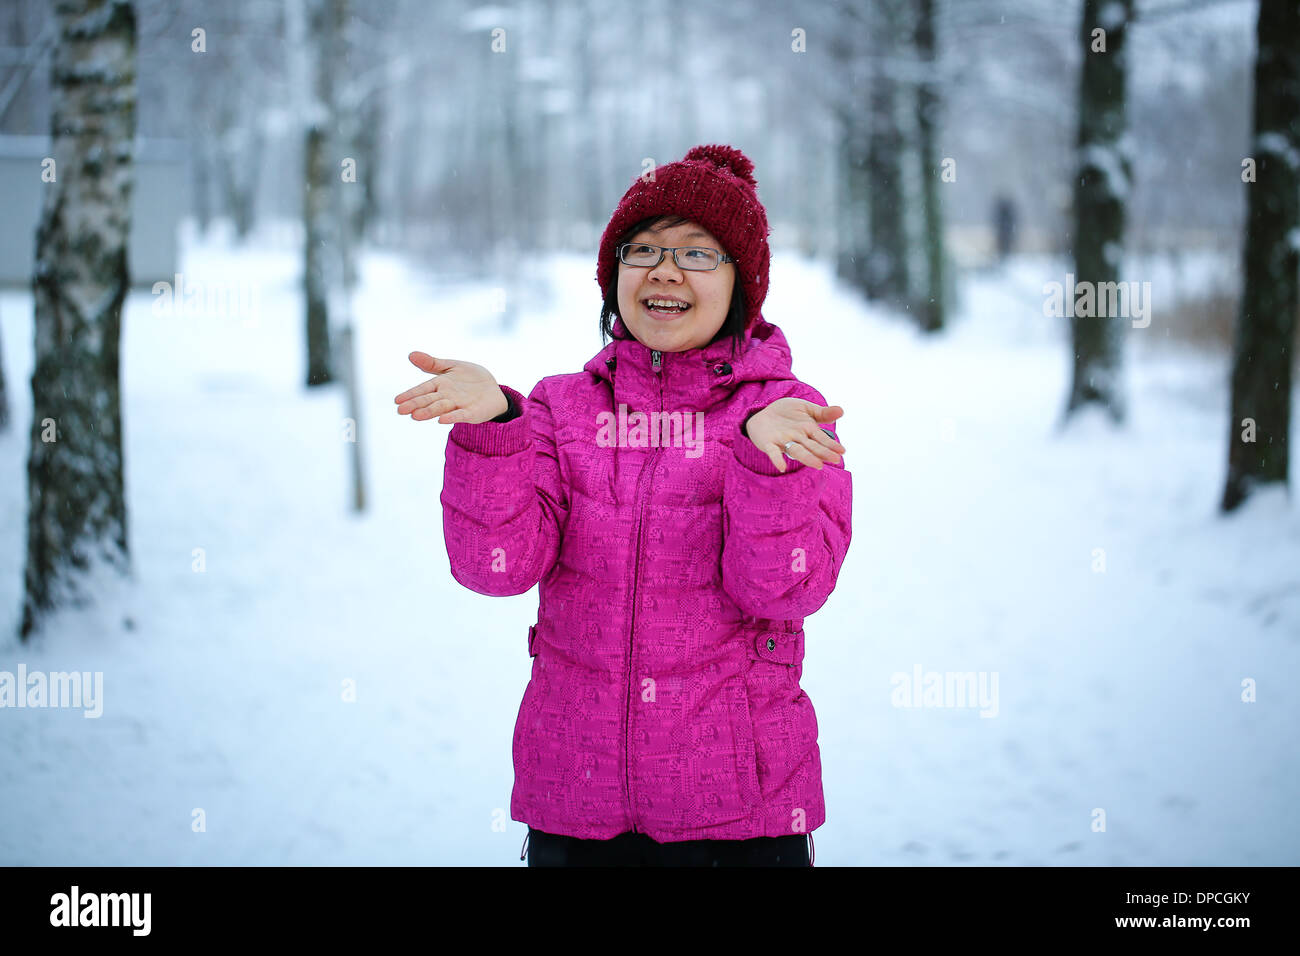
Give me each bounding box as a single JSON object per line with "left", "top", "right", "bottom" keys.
{"left": 754, "top": 629, "right": 803, "bottom": 666}
{"left": 527, "top": 624, "right": 538, "bottom": 658}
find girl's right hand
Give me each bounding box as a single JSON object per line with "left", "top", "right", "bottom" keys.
{"left": 395, "top": 352, "right": 510, "bottom": 424}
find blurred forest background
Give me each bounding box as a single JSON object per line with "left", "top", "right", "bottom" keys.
{"left": 3, "top": 2, "right": 1295, "bottom": 636}
{"left": 2, "top": 0, "right": 1297, "bottom": 631}
{"left": 1, "top": 0, "right": 1277, "bottom": 282}
{"left": 0, "top": 0, "right": 1298, "bottom": 868}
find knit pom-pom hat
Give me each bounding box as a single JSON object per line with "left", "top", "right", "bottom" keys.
{"left": 595, "top": 144, "right": 771, "bottom": 330}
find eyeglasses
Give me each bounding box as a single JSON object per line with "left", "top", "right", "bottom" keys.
{"left": 617, "top": 242, "right": 734, "bottom": 272}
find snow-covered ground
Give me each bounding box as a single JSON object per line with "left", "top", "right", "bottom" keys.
{"left": 1, "top": 222, "right": 1296, "bottom": 865}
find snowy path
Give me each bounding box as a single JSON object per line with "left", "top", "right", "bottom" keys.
{"left": 1, "top": 229, "right": 1296, "bottom": 865}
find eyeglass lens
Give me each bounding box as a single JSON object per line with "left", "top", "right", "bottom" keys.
{"left": 621, "top": 244, "right": 721, "bottom": 270}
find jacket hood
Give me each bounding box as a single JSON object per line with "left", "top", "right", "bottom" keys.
{"left": 583, "top": 314, "right": 799, "bottom": 414}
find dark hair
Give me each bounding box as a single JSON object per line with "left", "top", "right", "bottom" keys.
{"left": 599, "top": 213, "right": 747, "bottom": 360}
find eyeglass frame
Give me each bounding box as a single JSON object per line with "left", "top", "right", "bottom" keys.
{"left": 616, "top": 241, "right": 735, "bottom": 272}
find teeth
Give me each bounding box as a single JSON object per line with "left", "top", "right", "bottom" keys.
{"left": 646, "top": 299, "right": 688, "bottom": 310}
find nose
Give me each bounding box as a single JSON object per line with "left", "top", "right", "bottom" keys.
{"left": 648, "top": 250, "right": 684, "bottom": 282}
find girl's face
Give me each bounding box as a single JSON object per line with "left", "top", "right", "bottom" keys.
{"left": 616, "top": 219, "right": 735, "bottom": 353}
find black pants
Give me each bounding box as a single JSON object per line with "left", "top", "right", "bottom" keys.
{"left": 525, "top": 826, "right": 810, "bottom": 867}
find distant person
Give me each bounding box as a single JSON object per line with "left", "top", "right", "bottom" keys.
{"left": 993, "top": 194, "right": 1017, "bottom": 265}
{"left": 394, "top": 144, "right": 853, "bottom": 867}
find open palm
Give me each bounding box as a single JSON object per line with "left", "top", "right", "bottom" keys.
{"left": 394, "top": 352, "right": 508, "bottom": 425}
{"left": 746, "top": 397, "right": 846, "bottom": 472}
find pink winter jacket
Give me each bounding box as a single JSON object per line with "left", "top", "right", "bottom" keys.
{"left": 440, "top": 315, "right": 853, "bottom": 842}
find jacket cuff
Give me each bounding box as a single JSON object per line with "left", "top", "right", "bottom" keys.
{"left": 448, "top": 385, "right": 531, "bottom": 456}
{"left": 489, "top": 386, "right": 521, "bottom": 422}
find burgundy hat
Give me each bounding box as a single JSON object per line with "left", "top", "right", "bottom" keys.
{"left": 595, "top": 144, "right": 771, "bottom": 330}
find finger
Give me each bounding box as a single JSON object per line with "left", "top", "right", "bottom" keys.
{"left": 768, "top": 440, "right": 812, "bottom": 472}
{"left": 394, "top": 377, "right": 439, "bottom": 405}
{"left": 408, "top": 351, "right": 458, "bottom": 375}
{"left": 397, "top": 386, "right": 446, "bottom": 416}
{"left": 811, "top": 404, "right": 844, "bottom": 424}
{"left": 782, "top": 439, "right": 825, "bottom": 470}
{"left": 803, "top": 425, "right": 846, "bottom": 459}
{"left": 411, "top": 396, "right": 458, "bottom": 421}
{"left": 800, "top": 436, "right": 841, "bottom": 465}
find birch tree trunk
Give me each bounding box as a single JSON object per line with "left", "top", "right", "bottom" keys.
{"left": 332, "top": 0, "right": 356, "bottom": 294}
{"left": 864, "top": 0, "right": 909, "bottom": 306}
{"left": 188, "top": 74, "right": 212, "bottom": 235}
{"left": 915, "top": 0, "right": 945, "bottom": 333}
{"left": 0, "top": 322, "right": 9, "bottom": 431}
{"left": 1063, "top": 0, "right": 1133, "bottom": 424}
{"left": 835, "top": 112, "right": 871, "bottom": 293}
{"left": 299, "top": 0, "right": 334, "bottom": 386}
{"left": 21, "top": 0, "right": 137, "bottom": 641}
{"left": 1222, "top": 0, "right": 1299, "bottom": 511}
{"left": 828, "top": 3, "right": 869, "bottom": 294}
{"left": 571, "top": 0, "right": 603, "bottom": 238}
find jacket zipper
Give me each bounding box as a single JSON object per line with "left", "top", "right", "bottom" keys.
{"left": 623, "top": 347, "right": 664, "bottom": 834}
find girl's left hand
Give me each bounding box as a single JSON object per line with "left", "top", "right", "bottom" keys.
{"left": 745, "top": 397, "right": 846, "bottom": 473}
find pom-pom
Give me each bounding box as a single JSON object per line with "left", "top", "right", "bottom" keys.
{"left": 683, "top": 144, "right": 757, "bottom": 187}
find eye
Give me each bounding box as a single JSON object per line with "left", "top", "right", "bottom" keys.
{"left": 630, "top": 244, "right": 655, "bottom": 254}
{"left": 684, "top": 248, "right": 709, "bottom": 258}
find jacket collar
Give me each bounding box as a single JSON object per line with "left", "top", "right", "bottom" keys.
{"left": 583, "top": 315, "right": 797, "bottom": 413}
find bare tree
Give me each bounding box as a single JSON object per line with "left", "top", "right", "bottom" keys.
{"left": 0, "top": 2, "right": 55, "bottom": 133}
{"left": 21, "top": 0, "right": 137, "bottom": 641}
{"left": 0, "top": 320, "right": 9, "bottom": 431}
{"left": 827, "top": 1, "right": 871, "bottom": 295}
{"left": 1222, "top": 0, "right": 1298, "bottom": 511}
{"left": 914, "top": 0, "right": 945, "bottom": 332}
{"left": 293, "top": 0, "right": 335, "bottom": 386}
{"left": 863, "top": 0, "right": 910, "bottom": 306}
{"left": 1063, "top": 0, "right": 1134, "bottom": 425}
{"left": 214, "top": 84, "right": 263, "bottom": 240}
{"left": 186, "top": 69, "right": 213, "bottom": 234}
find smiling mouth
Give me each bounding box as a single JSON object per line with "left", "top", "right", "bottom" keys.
{"left": 642, "top": 299, "right": 692, "bottom": 318}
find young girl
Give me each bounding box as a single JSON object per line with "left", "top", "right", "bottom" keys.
{"left": 395, "top": 144, "right": 853, "bottom": 867}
